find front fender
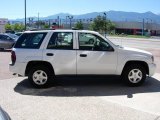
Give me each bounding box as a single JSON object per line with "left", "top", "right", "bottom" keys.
{"left": 116, "top": 54, "right": 150, "bottom": 75}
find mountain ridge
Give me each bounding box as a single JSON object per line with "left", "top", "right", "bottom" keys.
{"left": 10, "top": 11, "right": 160, "bottom": 23}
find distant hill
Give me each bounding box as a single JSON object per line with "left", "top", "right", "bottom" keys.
{"left": 10, "top": 11, "right": 160, "bottom": 24}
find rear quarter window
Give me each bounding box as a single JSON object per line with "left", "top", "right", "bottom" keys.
{"left": 14, "top": 32, "right": 47, "bottom": 49}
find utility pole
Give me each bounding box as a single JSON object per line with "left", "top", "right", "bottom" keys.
{"left": 24, "top": 0, "right": 27, "bottom": 30}
{"left": 57, "top": 16, "right": 59, "bottom": 27}
{"left": 49, "top": 19, "right": 51, "bottom": 28}
{"left": 38, "top": 12, "right": 39, "bottom": 29}
{"left": 104, "top": 12, "right": 107, "bottom": 37}
{"left": 66, "top": 16, "right": 68, "bottom": 28}
{"left": 142, "top": 18, "right": 144, "bottom": 36}
{"left": 68, "top": 16, "right": 73, "bottom": 29}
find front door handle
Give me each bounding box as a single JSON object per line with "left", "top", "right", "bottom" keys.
{"left": 80, "top": 54, "right": 87, "bottom": 57}
{"left": 46, "top": 53, "right": 54, "bottom": 56}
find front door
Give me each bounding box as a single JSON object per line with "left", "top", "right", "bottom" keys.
{"left": 77, "top": 32, "right": 117, "bottom": 75}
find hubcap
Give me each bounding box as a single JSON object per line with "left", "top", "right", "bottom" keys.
{"left": 128, "top": 69, "right": 143, "bottom": 83}
{"left": 32, "top": 70, "right": 48, "bottom": 85}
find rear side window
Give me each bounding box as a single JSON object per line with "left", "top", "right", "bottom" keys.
{"left": 47, "top": 32, "right": 73, "bottom": 50}
{"left": 14, "top": 33, "right": 47, "bottom": 49}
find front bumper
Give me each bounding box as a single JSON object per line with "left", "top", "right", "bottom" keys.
{"left": 148, "top": 63, "right": 156, "bottom": 76}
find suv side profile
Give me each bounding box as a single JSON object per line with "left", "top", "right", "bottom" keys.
{"left": 10, "top": 30, "right": 156, "bottom": 88}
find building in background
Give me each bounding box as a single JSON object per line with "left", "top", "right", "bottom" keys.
{"left": 114, "top": 21, "right": 160, "bottom": 36}
{"left": 0, "top": 18, "right": 8, "bottom": 33}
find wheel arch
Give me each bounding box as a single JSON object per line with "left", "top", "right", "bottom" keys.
{"left": 25, "top": 61, "right": 54, "bottom": 76}
{"left": 122, "top": 61, "right": 149, "bottom": 75}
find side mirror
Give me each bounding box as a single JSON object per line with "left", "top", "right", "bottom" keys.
{"left": 100, "top": 42, "right": 114, "bottom": 52}
{"left": 106, "top": 46, "right": 114, "bottom": 52}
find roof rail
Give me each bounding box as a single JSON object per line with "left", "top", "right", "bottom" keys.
{"left": 29, "top": 28, "right": 55, "bottom": 31}
{"left": 72, "top": 27, "right": 79, "bottom": 30}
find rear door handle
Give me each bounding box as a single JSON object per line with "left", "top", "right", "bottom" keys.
{"left": 80, "top": 54, "right": 87, "bottom": 57}
{"left": 46, "top": 53, "right": 54, "bottom": 56}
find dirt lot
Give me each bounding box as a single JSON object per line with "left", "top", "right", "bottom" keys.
{"left": 0, "top": 49, "right": 159, "bottom": 80}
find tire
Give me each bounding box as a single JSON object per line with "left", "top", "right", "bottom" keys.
{"left": 28, "top": 66, "right": 54, "bottom": 88}
{"left": 122, "top": 64, "right": 146, "bottom": 87}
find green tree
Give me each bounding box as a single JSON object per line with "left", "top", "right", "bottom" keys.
{"left": 44, "top": 24, "right": 50, "bottom": 29}
{"left": 90, "top": 15, "right": 115, "bottom": 33}
{"left": 5, "top": 23, "right": 25, "bottom": 32}
{"left": 5, "top": 24, "right": 13, "bottom": 30}
{"left": 90, "top": 15, "right": 105, "bottom": 32}
{"left": 13, "top": 23, "right": 25, "bottom": 32}
{"left": 107, "top": 20, "right": 116, "bottom": 32}
{"left": 75, "top": 21, "right": 84, "bottom": 30}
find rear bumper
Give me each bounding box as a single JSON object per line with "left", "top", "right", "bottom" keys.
{"left": 148, "top": 63, "right": 156, "bottom": 76}
{"left": 9, "top": 62, "right": 26, "bottom": 76}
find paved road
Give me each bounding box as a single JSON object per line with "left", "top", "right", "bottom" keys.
{"left": 0, "top": 51, "right": 17, "bottom": 80}
{"left": 108, "top": 36, "right": 160, "bottom": 49}
{"left": 0, "top": 37, "right": 160, "bottom": 120}
{"left": 0, "top": 74, "right": 160, "bottom": 120}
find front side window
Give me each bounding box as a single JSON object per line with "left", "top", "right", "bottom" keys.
{"left": 79, "top": 33, "right": 113, "bottom": 51}
{"left": 15, "top": 33, "right": 47, "bottom": 49}
{"left": 47, "top": 32, "right": 73, "bottom": 50}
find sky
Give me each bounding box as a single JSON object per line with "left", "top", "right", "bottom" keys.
{"left": 0, "top": 0, "right": 160, "bottom": 19}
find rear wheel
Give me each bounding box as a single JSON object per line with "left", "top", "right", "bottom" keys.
{"left": 122, "top": 64, "right": 146, "bottom": 86}
{"left": 28, "top": 66, "right": 54, "bottom": 88}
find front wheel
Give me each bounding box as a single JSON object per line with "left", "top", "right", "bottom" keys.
{"left": 28, "top": 66, "right": 53, "bottom": 88}
{"left": 122, "top": 64, "right": 146, "bottom": 86}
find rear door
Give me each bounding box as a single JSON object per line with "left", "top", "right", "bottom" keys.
{"left": 43, "top": 31, "right": 77, "bottom": 75}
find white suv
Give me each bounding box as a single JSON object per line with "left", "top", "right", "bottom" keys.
{"left": 9, "top": 30, "right": 156, "bottom": 88}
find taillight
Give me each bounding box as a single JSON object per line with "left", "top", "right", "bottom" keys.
{"left": 11, "top": 51, "right": 16, "bottom": 64}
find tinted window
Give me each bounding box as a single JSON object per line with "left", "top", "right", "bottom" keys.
{"left": 0, "top": 35, "right": 3, "bottom": 40}
{"left": 79, "top": 33, "right": 113, "bottom": 51}
{"left": 0, "top": 35, "right": 12, "bottom": 41}
{"left": 15, "top": 33, "right": 47, "bottom": 49}
{"left": 47, "top": 32, "right": 73, "bottom": 50}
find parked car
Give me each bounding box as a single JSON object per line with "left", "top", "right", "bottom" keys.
{"left": 0, "top": 34, "right": 17, "bottom": 50}
{"left": 0, "top": 107, "right": 11, "bottom": 120}
{"left": 9, "top": 30, "right": 156, "bottom": 88}
{"left": 15, "top": 32, "right": 23, "bottom": 37}
{"left": 79, "top": 33, "right": 95, "bottom": 44}
{"left": 5, "top": 30, "right": 15, "bottom": 34}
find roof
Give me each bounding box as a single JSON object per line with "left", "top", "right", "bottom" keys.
{"left": 24, "top": 29, "right": 99, "bottom": 34}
